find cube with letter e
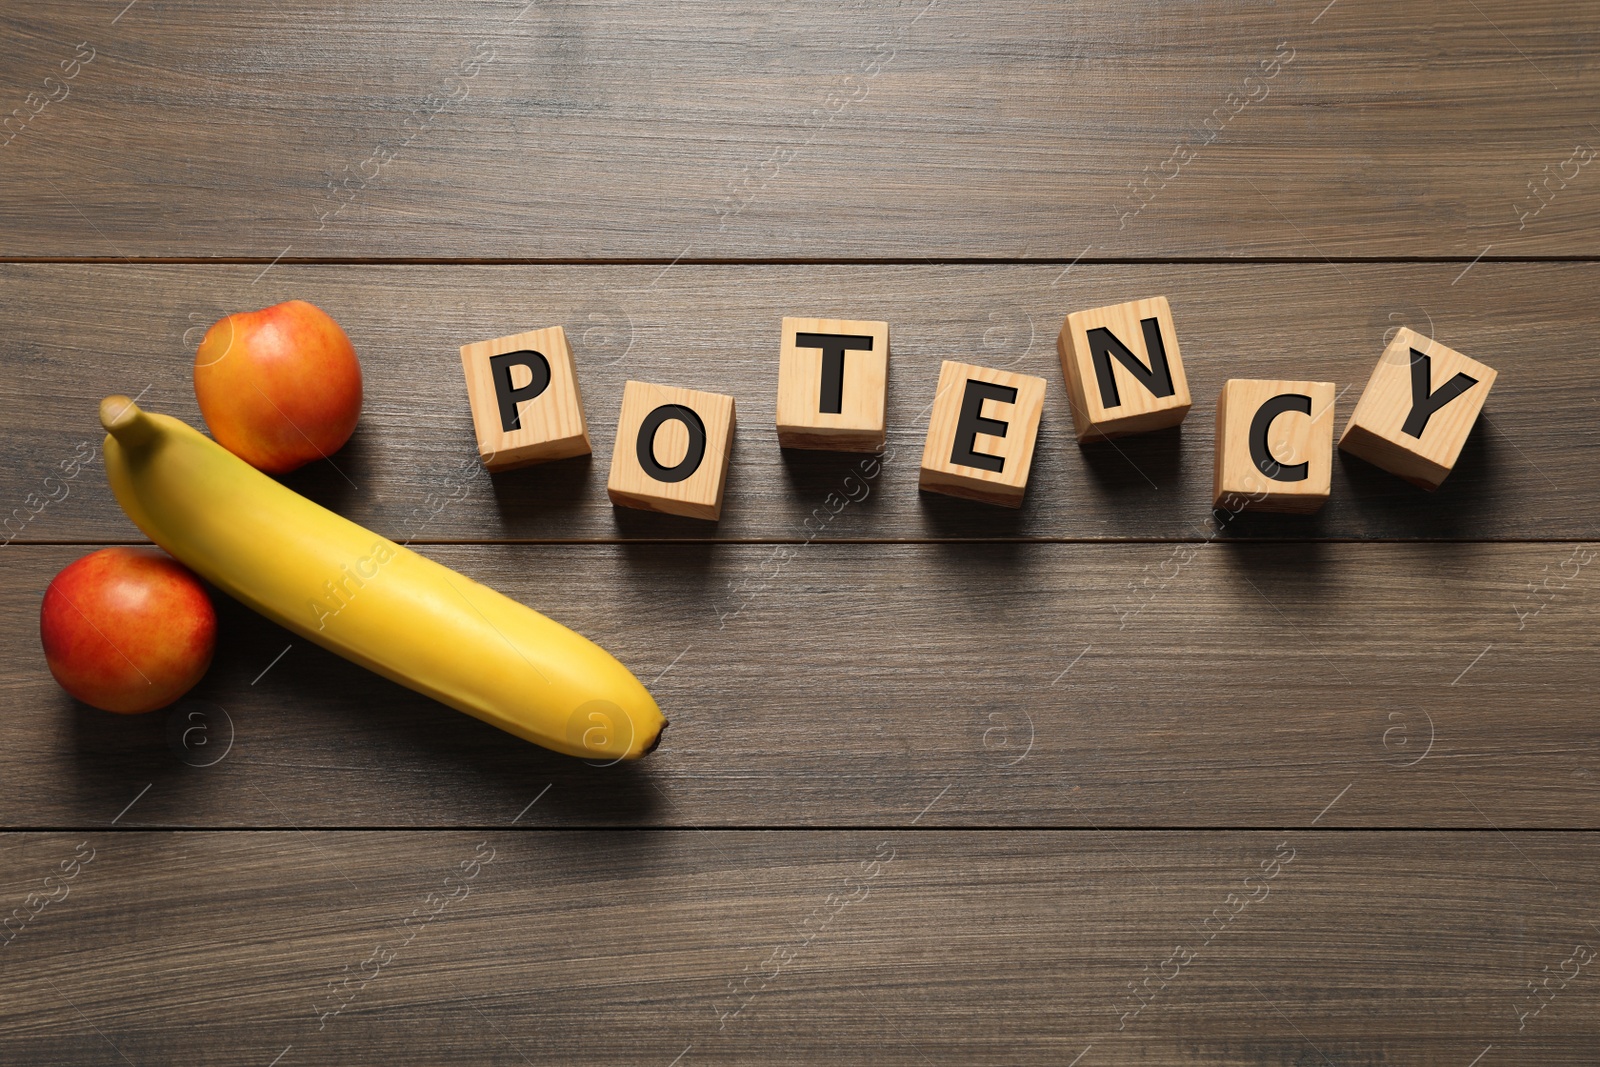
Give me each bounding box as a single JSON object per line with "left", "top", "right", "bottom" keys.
{"left": 1338, "top": 327, "right": 1497, "bottom": 490}
{"left": 918, "top": 360, "right": 1047, "bottom": 508}
{"left": 459, "top": 326, "right": 591, "bottom": 471}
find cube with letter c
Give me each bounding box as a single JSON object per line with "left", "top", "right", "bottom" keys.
{"left": 918, "top": 360, "right": 1047, "bottom": 508}
{"left": 1213, "top": 379, "right": 1336, "bottom": 514}
{"left": 607, "top": 381, "right": 737, "bottom": 521}
{"left": 459, "top": 326, "right": 591, "bottom": 471}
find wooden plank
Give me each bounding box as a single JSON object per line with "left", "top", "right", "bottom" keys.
{"left": 4, "top": 541, "right": 1595, "bottom": 828}
{"left": 2, "top": 262, "right": 1595, "bottom": 542}
{"left": 1, "top": 1, "right": 1596, "bottom": 258}
{"left": 1, "top": 830, "right": 1596, "bottom": 1063}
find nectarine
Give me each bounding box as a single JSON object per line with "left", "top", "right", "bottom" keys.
{"left": 194, "top": 299, "right": 362, "bottom": 473}
{"left": 40, "top": 547, "right": 216, "bottom": 714}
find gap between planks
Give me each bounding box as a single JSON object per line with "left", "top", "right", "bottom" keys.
{"left": 12, "top": 826, "right": 1600, "bottom": 834}
{"left": 5, "top": 256, "right": 1600, "bottom": 267}
{"left": 7, "top": 537, "right": 1600, "bottom": 547}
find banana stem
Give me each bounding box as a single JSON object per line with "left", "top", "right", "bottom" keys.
{"left": 100, "top": 396, "right": 159, "bottom": 448}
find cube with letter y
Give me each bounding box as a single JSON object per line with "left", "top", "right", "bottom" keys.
{"left": 1213, "top": 379, "right": 1336, "bottom": 514}
{"left": 918, "top": 360, "right": 1047, "bottom": 508}
{"left": 460, "top": 326, "right": 591, "bottom": 471}
{"left": 1057, "top": 295, "right": 1191, "bottom": 441}
{"left": 1338, "top": 327, "right": 1497, "bottom": 489}
{"left": 775, "top": 316, "right": 890, "bottom": 452}
{"left": 607, "top": 381, "right": 737, "bottom": 521}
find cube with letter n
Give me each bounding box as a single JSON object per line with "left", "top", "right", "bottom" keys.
{"left": 460, "top": 326, "right": 591, "bottom": 471}
{"left": 919, "top": 360, "right": 1047, "bottom": 508}
{"left": 1057, "top": 295, "right": 1191, "bottom": 442}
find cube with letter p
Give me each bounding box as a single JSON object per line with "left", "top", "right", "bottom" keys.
{"left": 460, "top": 326, "right": 591, "bottom": 471}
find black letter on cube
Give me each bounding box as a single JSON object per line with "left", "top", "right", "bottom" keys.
{"left": 1402, "top": 350, "right": 1479, "bottom": 439}
{"left": 794, "top": 332, "right": 875, "bottom": 414}
{"left": 951, "top": 380, "right": 1017, "bottom": 473}
{"left": 637, "top": 404, "right": 707, "bottom": 483}
{"left": 489, "top": 350, "right": 552, "bottom": 432}
{"left": 1086, "top": 318, "right": 1176, "bottom": 408}
{"left": 1250, "top": 393, "right": 1311, "bottom": 482}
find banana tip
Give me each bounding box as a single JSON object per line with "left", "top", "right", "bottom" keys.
{"left": 641, "top": 718, "right": 667, "bottom": 756}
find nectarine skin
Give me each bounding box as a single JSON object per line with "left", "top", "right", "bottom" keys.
{"left": 40, "top": 547, "right": 216, "bottom": 714}
{"left": 194, "top": 299, "right": 363, "bottom": 474}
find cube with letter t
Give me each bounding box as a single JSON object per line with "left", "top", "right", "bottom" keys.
{"left": 607, "top": 381, "right": 737, "bottom": 521}
{"left": 1057, "top": 296, "right": 1191, "bottom": 441}
{"left": 1214, "top": 379, "right": 1336, "bottom": 514}
{"left": 1339, "top": 327, "right": 1497, "bottom": 490}
{"left": 919, "top": 360, "right": 1047, "bottom": 508}
{"left": 459, "top": 326, "right": 592, "bottom": 471}
{"left": 775, "top": 316, "right": 890, "bottom": 451}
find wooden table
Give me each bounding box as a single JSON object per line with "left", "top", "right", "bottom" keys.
{"left": 3, "top": 2, "right": 1598, "bottom": 1062}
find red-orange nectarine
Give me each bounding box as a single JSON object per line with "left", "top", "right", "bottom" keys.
{"left": 40, "top": 547, "right": 216, "bottom": 714}
{"left": 194, "top": 299, "right": 363, "bottom": 473}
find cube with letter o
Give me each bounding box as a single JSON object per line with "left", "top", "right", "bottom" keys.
{"left": 607, "top": 381, "right": 737, "bottom": 521}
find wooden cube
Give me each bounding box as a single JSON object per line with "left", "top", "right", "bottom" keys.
{"left": 1338, "top": 327, "right": 1497, "bottom": 490}
{"left": 607, "top": 381, "right": 736, "bottom": 521}
{"left": 918, "top": 360, "right": 1047, "bottom": 508}
{"left": 459, "top": 326, "right": 591, "bottom": 471}
{"left": 1213, "top": 379, "right": 1336, "bottom": 515}
{"left": 775, "top": 316, "right": 890, "bottom": 452}
{"left": 1057, "top": 295, "right": 1191, "bottom": 441}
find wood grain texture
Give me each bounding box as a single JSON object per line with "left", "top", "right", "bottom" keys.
{"left": 1, "top": 830, "right": 1597, "bottom": 1065}
{"left": 1, "top": 1, "right": 1597, "bottom": 259}
{"left": 2, "top": 262, "right": 1596, "bottom": 543}
{"left": 4, "top": 542, "right": 1596, "bottom": 828}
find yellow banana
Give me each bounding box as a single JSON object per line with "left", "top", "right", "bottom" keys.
{"left": 98, "top": 395, "right": 665, "bottom": 760}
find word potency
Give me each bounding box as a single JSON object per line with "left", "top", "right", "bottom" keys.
{"left": 457, "top": 299, "right": 1497, "bottom": 520}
